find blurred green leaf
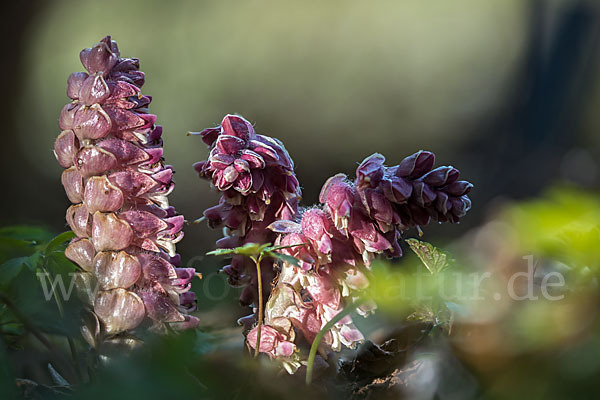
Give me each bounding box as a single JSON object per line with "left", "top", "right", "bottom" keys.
{"left": 406, "top": 238, "right": 451, "bottom": 274}
{"left": 207, "top": 242, "right": 270, "bottom": 257}
{"left": 0, "top": 237, "right": 37, "bottom": 263}
{"left": 507, "top": 187, "right": 600, "bottom": 272}
{"left": 0, "top": 257, "right": 28, "bottom": 288}
{"left": 44, "top": 231, "right": 75, "bottom": 255}
{"left": 0, "top": 225, "right": 53, "bottom": 243}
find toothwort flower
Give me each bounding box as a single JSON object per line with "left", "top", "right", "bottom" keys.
{"left": 192, "top": 115, "right": 300, "bottom": 314}
{"left": 55, "top": 36, "right": 198, "bottom": 349}
{"left": 195, "top": 116, "right": 472, "bottom": 373}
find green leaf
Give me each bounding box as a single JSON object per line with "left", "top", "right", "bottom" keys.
{"left": 44, "top": 231, "right": 75, "bottom": 254}
{"left": 0, "top": 225, "right": 53, "bottom": 243}
{"left": 406, "top": 238, "right": 450, "bottom": 274}
{"left": 24, "top": 251, "right": 42, "bottom": 271}
{"left": 207, "top": 242, "right": 270, "bottom": 258}
{"left": 206, "top": 248, "right": 236, "bottom": 256}
{"left": 0, "top": 257, "right": 27, "bottom": 287}
{"left": 235, "top": 242, "right": 269, "bottom": 256}
{"left": 0, "top": 237, "right": 37, "bottom": 263}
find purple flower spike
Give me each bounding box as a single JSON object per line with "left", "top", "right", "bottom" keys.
{"left": 55, "top": 36, "right": 198, "bottom": 349}
{"left": 194, "top": 115, "right": 473, "bottom": 374}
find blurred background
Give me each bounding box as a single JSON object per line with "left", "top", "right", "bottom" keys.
{"left": 1, "top": 0, "right": 600, "bottom": 398}
{"left": 3, "top": 0, "right": 599, "bottom": 258}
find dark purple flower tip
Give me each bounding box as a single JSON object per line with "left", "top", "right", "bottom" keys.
{"left": 179, "top": 292, "right": 197, "bottom": 312}
{"left": 237, "top": 314, "right": 256, "bottom": 331}
{"left": 435, "top": 192, "right": 451, "bottom": 214}
{"left": 80, "top": 36, "right": 120, "bottom": 76}
{"left": 450, "top": 196, "right": 472, "bottom": 218}
{"left": 381, "top": 176, "right": 412, "bottom": 204}
{"left": 147, "top": 125, "right": 163, "bottom": 142}
{"left": 421, "top": 166, "right": 460, "bottom": 187}
{"left": 411, "top": 180, "right": 437, "bottom": 206}
{"left": 190, "top": 127, "right": 220, "bottom": 146}
{"left": 171, "top": 268, "right": 196, "bottom": 286}
{"left": 169, "top": 253, "right": 181, "bottom": 266}
{"left": 203, "top": 203, "right": 224, "bottom": 228}
{"left": 356, "top": 153, "right": 386, "bottom": 188}
{"left": 360, "top": 188, "right": 394, "bottom": 230}
{"left": 444, "top": 180, "right": 473, "bottom": 196}
{"left": 396, "top": 150, "right": 436, "bottom": 178}
{"left": 221, "top": 114, "right": 254, "bottom": 140}
{"left": 216, "top": 235, "right": 241, "bottom": 248}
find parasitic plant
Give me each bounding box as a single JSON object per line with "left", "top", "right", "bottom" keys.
{"left": 54, "top": 36, "right": 198, "bottom": 351}
{"left": 194, "top": 115, "right": 472, "bottom": 373}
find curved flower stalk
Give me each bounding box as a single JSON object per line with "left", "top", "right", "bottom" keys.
{"left": 54, "top": 36, "right": 198, "bottom": 350}
{"left": 195, "top": 115, "right": 472, "bottom": 373}
{"left": 247, "top": 151, "right": 472, "bottom": 371}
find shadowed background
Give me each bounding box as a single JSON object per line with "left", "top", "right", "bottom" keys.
{"left": 1, "top": 0, "right": 599, "bottom": 331}
{"left": 3, "top": 0, "right": 599, "bottom": 260}
{"left": 1, "top": 1, "right": 600, "bottom": 398}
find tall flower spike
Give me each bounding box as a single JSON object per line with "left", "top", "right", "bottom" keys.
{"left": 55, "top": 36, "right": 198, "bottom": 350}
{"left": 192, "top": 114, "right": 300, "bottom": 317}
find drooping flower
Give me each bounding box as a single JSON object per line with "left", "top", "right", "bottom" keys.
{"left": 55, "top": 36, "right": 198, "bottom": 349}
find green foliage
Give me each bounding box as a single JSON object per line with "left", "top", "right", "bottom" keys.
{"left": 506, "top": 186, "right": 600, "bottom": 273}
{"left": 406, "top": 238, "right": 453, "bottom": 274}
{"left": 207, "top": 242, "right": 302, "bottom": 267}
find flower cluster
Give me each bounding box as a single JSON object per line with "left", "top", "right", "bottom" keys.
{"left": 193, "top": 115, "right": 300, "bottom": 312}
{"left": 195, "top": 116, "right": 473, "bottom": 372}
{"left": 54, "top": 36, "right": 198, "bottom": 347}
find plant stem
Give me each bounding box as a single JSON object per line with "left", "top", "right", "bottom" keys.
{"left": 253, "top": 255, "right": 264, "bottom": 358}
{"left": 305, "top": 297, "right": 366, "bottom": 385}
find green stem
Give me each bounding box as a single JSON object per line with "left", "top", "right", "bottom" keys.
{"left": 252, "top": 255, "right": 264, "bottom": 358}
{"left": 305, "top": 297, "right": 366, "bottom": 385}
